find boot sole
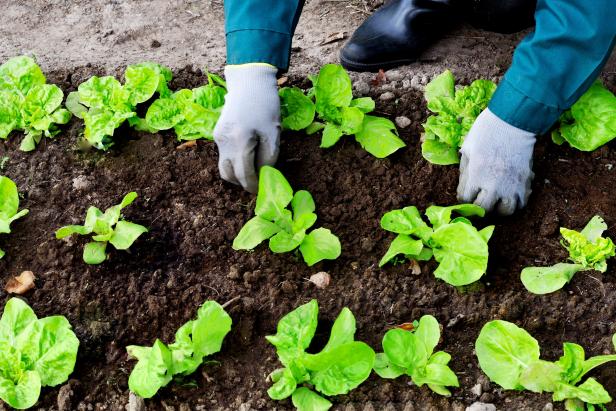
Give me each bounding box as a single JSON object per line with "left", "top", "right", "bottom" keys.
{"left": 339, "top": 53, "right": 417, "bottom": 73}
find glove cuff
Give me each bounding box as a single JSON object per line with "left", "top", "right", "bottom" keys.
{"left": 224, "top": 64, "right": 278, "bottom": 99}
{"left": 482, "top": 108, "right": 536, "bottom": 140}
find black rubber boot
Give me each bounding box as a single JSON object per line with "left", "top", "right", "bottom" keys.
{"left": 340, "top": 0, "right": 458, "bottom": 72}
{"left": 467, "top": 0, "right": 536, "bottom": 33}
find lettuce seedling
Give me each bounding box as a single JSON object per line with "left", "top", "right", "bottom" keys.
{"left": 551, "top": 81, "right": 616, "bottom": 151}
{"left": 0, "top": 176, "right": 29, "bottom": 259}
{"left": 374, "top": 315, "right": 458, "bottom": 396}
{"left": 66, "top": 62, "right": 172, "bottom": 150}
{"left": 126, "top": 300, "right": 231, "bottom": 399}
{"left": 233, "top": 166, "right": 341, "bottom": 266}
{"left": 420, "top": 70, "right": 496, "bottom": 165}
{"left": 266, "top": 299, "right": 375, "bottom": 410}
{"left": 55, "top": 192, "right": 148, "bottom": 264}
{"left": 0, "top": 56, "right": 72, "bottom": 151}
{"left": 476, "top": 320, "right": 616, "bottom": 411}
{"left": 0, "top": 298, "right": 79, "bottom": 409}
{"left": 521, "top": 216, "right": 615, "bottom": 294}
{"left": 279, "top": 64, "right": 406, "bottom": 158}
{"left": 145, "top": 72, "right": 227, "bottom": 141}
{"left": 379, "top": 204, "right": 494, "bottom": 286}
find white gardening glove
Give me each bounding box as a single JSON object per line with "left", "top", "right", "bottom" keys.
{"left": 457, "top": 108, "right": 536, "bottom": 216}
{"left": 214, "top": 64, "right": 280, "bottom": 193}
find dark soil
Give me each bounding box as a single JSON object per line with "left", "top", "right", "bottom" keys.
{"left": 1, "top": 66, "right": 616, "bottom": 411}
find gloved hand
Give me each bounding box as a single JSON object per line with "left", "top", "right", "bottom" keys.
{"left": 214, "top": 64, "right": 280, "bottom": 193}
{"left": 457, "top": 108, "right": 536, "bottom": 215}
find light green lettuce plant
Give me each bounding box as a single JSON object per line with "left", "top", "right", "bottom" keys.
{"left": 476, "top": 320, "right": 616, "bottom": 411}
{"left": 279, "top": 64, "right": 405, "bottom": 158}
{"left": 521, "top": 215, "right": 615, "bottom": 294}
{"left": 379, "top": 204, "right": 494, "bottom": 286}
{"left": 0, "top": 56, "right": 72, "bottom": 151}
{"left": 126, "top": 300, "right": 231, "bottom": 399}
{"left": 0, "top": 176, "right": 29, "bottom": 259}
{"left": 420, "top": 70, "right": 496, "bottom": 165}
{"left": 551, "top": 81, "right": 616, "bottom": 151}
{"left": 145, "top": 72, "right": 227, "bottom": 141}
{"left": 0, "top": 298, "right": 79, "bottom": 409}
{"left": 233, "top": 166, "right": 341, "bottom": 266}
{"left": 55, "top": 192, "right": 148, "bottom": 264}
{"left": 374, "top": 315, "right": 459, "bottom": 396}
{"left": 66, "top": 62, "right": 172, "bottom": 150}
{"left": 266, "top": 299, "right": 375, "bottom": 411}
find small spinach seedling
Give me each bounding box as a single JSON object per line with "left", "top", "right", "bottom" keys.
{"left": 66, "top": 62, "right": 172, "bottom": 150}
{"left": 0, "top": 56, "right": 72, "bottom": 151}
{"left": 0, "top": 176, "right": 29, "bottom": 259}
{"left": 279, "top": 64, "right": 406, "bottom": 158}
{"left": 374, "top": 315, "right": 459, "bottom": 396}
{"left": 379, "top": 204, "right": 494, "bottom": 286}
{"left": 233, "top": 166, "right": 341, "bottom": 266}
{"left": 266, "top": 299, "right": 375, "bottom": 410}
{"left": 476, "top": 320, "right": 616, "bottom": 411}
{"left": 55, "top": 192, "right": 148, "bottom": 264}
{"left": 420, "top": 70, "right": 496, "bottom": 165}
{"left": 521, "top": 215, "right": 615, "bottom": 294}
{"left": 126, "top": 300, "right": 232, "bottom": 399}
{"left": 145, "top": 72, "right": 227, "bottom": 141}
{"left": 0, "top": 298, "right": 79, "bottom": 409}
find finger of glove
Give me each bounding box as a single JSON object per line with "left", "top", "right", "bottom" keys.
{"left": 233, "top": 140, "right": 259, "bottom": 193}
{"left": 457, "top": 153, "right": 471, "bottom": 200}
{"left": 474, "top": 189, "right": 499, "bottom": 212}
{"left": 256, "top": 125, "right": 280, "bottom": 169}
{"left": 219, "top": 158, "right": 239, "bottom": 186}
{"left": 496, "top": 197, "right": 517, "bottom": 216}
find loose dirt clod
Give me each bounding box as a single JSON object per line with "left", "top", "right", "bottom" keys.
{"left": 309, "top": 272, "right": 331, "bottom": 288}
{"left": 5, "top": 271, "right": 35, "bottom": 294}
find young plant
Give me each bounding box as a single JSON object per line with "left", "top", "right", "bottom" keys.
{"left": 379, "top": 204, "right": 494, "bottom": 286}
{"left": 476, "top": 320, "right": 616, "bottom": 411}
{"left": 420, "top": 70, "right": 496, "bottom": 165}
{"left": 0, "top": 176, "right": 29, "bottom": 259}
{"left": 126, "top": 300, "right": 231, "bottom": 399}
{"left": 521, "top": 215, "right": 615, "bottom": 294}
{"left": 145, "top": 72, "right": 227, "bottom": 141}
{"left": 551, "top": 81, "right": 616, "bottom": 151}
{"left": 279, "top": 64, "right": 406, "bottom": 158}
{"left": 374, "top": 315, "right": 459, "bottom": 396}
{"left": 55, "top": 192, "right": 148, "bottom": 264}
{"left": 0, "top": 56, "right": 72, "bottom": 151}
{"left": 266, "top": 299, "right": 375, "bottom": 410}
{"left": 233, "top": 166, "right": 341, "bottom": 266}
{"left": 0, "top": 298, "right": 79, "bottom": 409}
{"left": 65, "top": 62, "right": 172, "bottom": 150}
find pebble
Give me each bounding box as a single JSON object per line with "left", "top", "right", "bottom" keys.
{"left": 385, "top": 69, "right": 404, "bottom": 81}
{"left": 72, "top": 175, "right": 90, "bottom": 191}
{"left": 395, "top": 116, "right": 411, "bottom": 129}
{"left": 466, "top": 402, "right": 496, "bottom": 411}
{"left": 354, "top": 81, "right": 370, "bottom": 96}
{"left": 380, "top": 91, "right": 396, "bottom": 101}
{"left": 57, "top": 383, "right": 73, "bottom": 411}
{"left": 410, "top": 75, "right": 422, "bottom": 89}
{"left": 227, "top": 264, "right": 240, "bottom": 280}
{"left": 402, "top": 79, "right": 411, "bottom": 89}
{"left": 542, "top": 404, "right": 554, "bottom": 411}
{"left": 470, "top": 383, "right": 482, "bottom": 397}
{"left": 126, "top": 393, "right": 145, "bottom": 411}
{"left": 309, "top": 272, "right": 331, "bottom": 289}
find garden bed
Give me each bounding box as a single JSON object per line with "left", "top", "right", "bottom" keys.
{"left": 1, "top": 66, "right": 615, "bottom": 411}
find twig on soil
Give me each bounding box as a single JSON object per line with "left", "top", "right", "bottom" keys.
{"left": 221, "top": 295, "right": 241, "bottom": 309}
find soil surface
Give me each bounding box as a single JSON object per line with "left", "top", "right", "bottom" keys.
{"left": 1, "top": 1, "right": 616, "bottom": 411}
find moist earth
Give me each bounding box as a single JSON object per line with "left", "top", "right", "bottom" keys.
{"left": 1, "top": 1, "right": 616, "bottom": 411}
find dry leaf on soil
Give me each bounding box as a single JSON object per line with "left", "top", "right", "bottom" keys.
{"left": 5, "top": 271, "right": 35, "bottom": 294}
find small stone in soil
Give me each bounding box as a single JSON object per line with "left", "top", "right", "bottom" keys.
{"left": 380, "top": 91, "right": 395, "bottom": 101}
{"left": 126, "top": 392, "right": 145, "bottom": 411}
{"left": 309, "top": 272, "right": 331, "bottom": 288}
{"left": 227, "top": 264, "right": 240, "bottom": 280}
{"left": 395, "top": 116, "right": 411, "bottom": 129}
{"left": 470, "top": 383, "right": 482, "bottom": 397}
{"left": 466, "top": 402, "right": 496, "bottom": 411}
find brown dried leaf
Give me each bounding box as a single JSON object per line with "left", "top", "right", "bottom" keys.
{"left": 319, "top": 31, "right": 347, "bottom": 46}
{"left": 277, "top": 76, "right": 289, "bottom": 86}
{"left": 309, "top": 272, "right": 331, "bottom": 289}
{"left": 370, "top": 69, "right": 387, "bottom": 87}
{"left": 409, "top": 259, "right": 421, "bottom": 275}
{"left": 395, "top": 322, "right": 415, "bottom": 331}
{"left": 5, "top": 271, "right": 35, "bottom": 294}
{"left": 176, "top": 140, "right": 198, "bottom": 150}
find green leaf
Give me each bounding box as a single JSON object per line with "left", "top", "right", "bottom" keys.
{"left": 380, "top": 206, "right": 432, "bottom": 239}
{"left": 83, "top": 241, "right": 107, "bottom": 265}
{"left": 267, "top": 367, "right": 297, "bottom": 400}
{"left": 320, "top": 123, "right": 343, "bottom": 148}
{"left": 255, "top": 166, "right": 294, "bottom": 222}
{"left": 292, "top": 387, "right": 332, "bottom": 411}
{"left": 131, "top": 62, "right": 173, "bottom": 98}
{"left": 322, "top": 308, "right": 356, "bottom": 352}
{"left": 431, "top": 222, "right": 490, "bottom": 286}
{"left": 65, "top": 91, "right": 87, "bottom": 119}
{"left": 145, "top": 98, "right": 183, "bottom": 130}
{"left": 314, "top": 64, "right": 353, "bottom": 113}
{"left": 306, "top": 121, "right": 325, "bottom": 135}
{"left": 0, "top": 92, "right": 22, "bottom": 139}
{"left": 560, "top": 219, "right": 615, "bottom": 272}
{"left": 30, "top": 316, "right": 79, "bottom": 387}
{"left": 414, "top": 315, "right": 441, "bottom": 357}
{"left": 269, "top": 230, "right": 305, "bottom": 253}
{"left": 233, "top": 216, "right": 282, "bottom": 250}
{"left": 558, "top": 342, "right": 586, "bottom": 384}
{"left": 580, "top": 216, "right": 608, "bottom": 242}
{"left": 174, "top": 103, "right": 219, "bottom": 141}
{"left": 124, "top": 65, "right": 159, "bottom": 105}
{"left": 518, "top": 359, "right": 563, "bottom": 393}
{"left": 77, "top": 76, "right": 123, "bottom": 108}
{"left": 425, "top": 204, "right": 486, "bottom": 229}
{"left": 339, "top": 106, "right": 364, "bottom": 135}
{"left": 0, "top": 176, "right": 25, "bottom": 223}
{"left": 0, "top": 370, "right": 41, "bottom": 410}
{"left": 521, "top": 263, "right": 584, "bottom": 295}
{"left": 373, "top": 352, "right": 406, "bottom": 379}
{"left": 191, "top": 301, "right": 232, "bottom": 359}
{"left": 379, "top": 234, "right": 424, "bottom": 267}
{"left": 280, "top": 87, "right": 315, "bottom": 131}
{"left": 128, "top": 339, "right": 173, "bottom": 399}
{"left": 305, "top": 341, "right": 375, "bottom": 396}
{"left": 299, "top": 228, "right": 341, "bottom": 266}
{"left": 266, "top": 300, "right": 319, "bottom": 367}
{"left": 475, "top": 320, "right": 540, "bottom": 390}
{"left": 382, "top": 328, "right": 428, "bottom": 371}
{"left": 291, "top": 190, "right": 317, "bottom": 230}
{"left": 424, "top": 70, "right": 455, "bottom": 103}
{"left": 412, "top": 363, "right": 459, "bottom": 390}
{"left": 421, "top": 138, "right": 461, "bottom": 165}
{"left": 0, "top": 56, "right": 46, "bottom": 95}
{"left": 577, "top": 354, "right": 616, "bottom": 385}
{"left": 109, "top": 220, "right": 148, "bottom": 250}
{"left": 350, "top": 97, "right": 375, "bottom": 113}
{"left": 0, "top": 298, "right": 37, "bottom": 341}
{"left": 553, "top": 378, "right": 612, "bottom": 405}
{"left": 354, "top": 115, "right": 405, "bottom": 158}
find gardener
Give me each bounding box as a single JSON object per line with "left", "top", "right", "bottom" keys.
{"left": 213, "top": 0, "right": 615, "bottom": 215}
